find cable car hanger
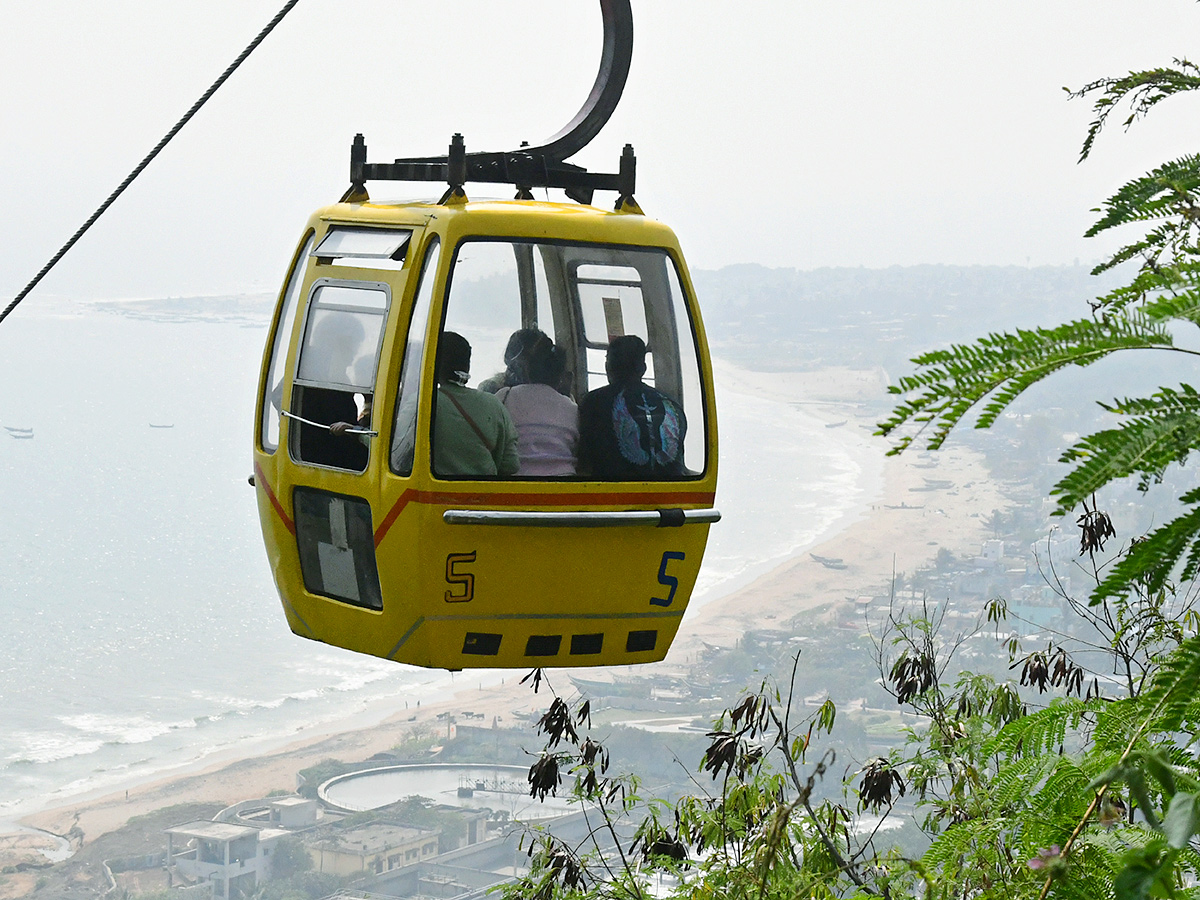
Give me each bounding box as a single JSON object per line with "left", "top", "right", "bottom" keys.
{"left": 343, "top": 0, "right": 639, "bottom": 209}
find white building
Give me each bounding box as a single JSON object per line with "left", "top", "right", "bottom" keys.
{"left": 165, "top": 821, "right": 287, "bottom": 899}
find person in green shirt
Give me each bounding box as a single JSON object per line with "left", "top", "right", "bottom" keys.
{"left": 432, "top": 332, "right": 520, "bottom": 478}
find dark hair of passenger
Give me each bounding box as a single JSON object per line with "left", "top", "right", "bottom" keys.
{"left": 606, "top": 334, "right": 647, "bottom": 383}
{"left": 502, "top": 328, "right": 551, "bottom": 386}
{"left": 437, "top": 332, "right": 472, "bottom": 385}
{"left": 527, "top": 341, "right": 566, "bottom": 387}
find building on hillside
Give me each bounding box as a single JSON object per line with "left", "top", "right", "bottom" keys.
{"left": 165, "top": 821, "right": 286, "bottom": 899}
{"left": 268, "top": 796, "right": 319, "bottom": 828}
{"left": 357, "top": 810, "right": 621, "bottom": 899}
{"left": 307, "top": 822, "right": 440, "bottom": 876}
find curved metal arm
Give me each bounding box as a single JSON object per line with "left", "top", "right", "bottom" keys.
{"left": 348, "top": 0, "right": 637, "bottom": 203}
{"left": 523, "top": 0, "right": 634, "bottom": 162}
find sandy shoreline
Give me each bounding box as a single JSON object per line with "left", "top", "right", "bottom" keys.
{"left": 6, "top": 364, "right": 1008, "bottom": 869}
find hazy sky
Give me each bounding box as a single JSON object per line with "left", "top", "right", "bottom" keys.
{"left": 5, "top": 1, "right": 1200, "bottom": 304}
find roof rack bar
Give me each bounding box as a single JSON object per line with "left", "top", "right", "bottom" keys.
{"left": 348, "top": 133, "right": 636, "bottom": 207}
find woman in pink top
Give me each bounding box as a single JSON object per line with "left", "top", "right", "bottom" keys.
{"left": 496, "top": 338, "right": 579, "bottom": 476}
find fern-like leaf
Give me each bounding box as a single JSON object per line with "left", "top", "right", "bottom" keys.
{"left": 1086, "top": 153, "right": 1200, "bottom": 237}
{"left": 985, "top": 698, "right": 1091, "bottom": 759}
{"left": 1069, "top": 59, "right": 1200, "bottom": 162}
{"left": 1093, "top": 505, "right": 1200, "bottom": 603}
{"left": 1052, "top": 384, "right": 1200, "bottom": 512}
{"left": 1138, "top": 635, "right": 1200, "bottom": 734}
{"left": 878, "top": 316, "right": 1175, "bottom": 454}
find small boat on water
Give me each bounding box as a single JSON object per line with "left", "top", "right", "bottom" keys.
{"left": 4, "top": 425, "right": 33, "bottom": 434}
{"left": 149, "top": 423, "right": 175, "bottom": 429}
{"left": 8, "top": 431, "right": 34, "bottom": 440}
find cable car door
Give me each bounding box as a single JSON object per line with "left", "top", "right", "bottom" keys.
{"left": 255, "top": 223, "right": 415, "bottom": 644}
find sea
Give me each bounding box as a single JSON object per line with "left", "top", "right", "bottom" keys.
{"left": 0, "top": 295, "right": 882, "bottom": 833}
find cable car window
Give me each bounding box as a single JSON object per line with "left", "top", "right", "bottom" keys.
{"left": 435, "top": 241, "right": 556, "bottom": 479}
{"left": 435, "top": 240, "right": 706, "bottom": 479}
{"left": 294, "top": 488, "right": 383, "bottom": 610}
{"left": 261, "top": 233, "right": 313, "bottom": 452}
{"left": 441, "top": 240, "right": 555, "bottom": 369}
{"left": 575, "top": 264, "right": 652, "bottom": 391}
{"left": 390, "top": 238, "right": 442, "bottom": 476}
{"left": 297, "top": 283, "right": 387, "bottom": 390}
{"left": 291, "top": 280, "right": 389, "bottom": 471}
{"left": 312, "top": 227, "right": 412, "bottom": 271}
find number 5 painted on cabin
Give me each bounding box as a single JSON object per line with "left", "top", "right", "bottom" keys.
{"left": 444, "top": 552, "right": 476, "bottom": 602}
{"left": 651, "top": 551, "right": 685, "bottom": 607}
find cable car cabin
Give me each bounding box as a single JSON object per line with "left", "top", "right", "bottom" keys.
{"left": 253, "top": 196, "right": 718, "bottom": 669}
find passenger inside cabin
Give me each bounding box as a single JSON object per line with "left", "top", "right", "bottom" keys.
{"left": 297, "top": 388, "right": 367, "bottom": 470}
{"left": 329, "top": 394, "right": 372, "bottom": 441}
{"left": 496, "top": 337, "right": 579, "bottom": 476}
{"left": 295, "top": 314, "right": 371, "bottom": 470}
{"left": 478, "top": 328, "right": 548, "bottom": 394}
{"left": 432, "top": 332, "right": 520, "bottom": 478}
{"left": 578, "top": 334, "right": 686, "bottom": 480}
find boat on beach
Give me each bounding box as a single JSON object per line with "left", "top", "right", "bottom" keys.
{"left": 810, "top": 553, "right": 848, "bottom": 570}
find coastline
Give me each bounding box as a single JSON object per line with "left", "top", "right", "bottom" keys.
{"left": 671, "top": 364, "right": 1008, "bottom": 658}
{"left": 5, "top": 363, "right": 1009, "bottom": 873}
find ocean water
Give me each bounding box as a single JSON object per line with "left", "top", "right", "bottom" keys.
{"left": 0, "top": 297, "right": 881, "bottom": 828}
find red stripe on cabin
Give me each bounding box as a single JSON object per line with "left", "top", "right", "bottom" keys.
{"left": 254, "top": 461, "right": 296, "bottom": 535}
{"left": 373, "top": 487, "right": 716, "bottom": 548}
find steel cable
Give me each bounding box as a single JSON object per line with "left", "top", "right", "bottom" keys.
{"left": 0, "top": 0, "right": 303, "bottom": 326}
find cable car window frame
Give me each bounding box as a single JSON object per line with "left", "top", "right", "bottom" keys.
{"left": 260, "top": 231, "right": 314, "bottom": 453}
{"left": 560, "top": 246, "right": 704, "bottom": 475}
{"left": 390, "top": 236, "right": 442, "bottom": 477}
{"left": 288, "top": 278, "right": 391, "bottom": 472}
{"left": 432, "top": 237, "right": 709, "bottom": 480}
{"left": 293, "top": 278, "right": 391, "bottom": 393}
{"left": 574, "top": 266, "right": 645, "bottom": 352}
{"left": 293, "top": 487, "right": 384, "bottom": 611}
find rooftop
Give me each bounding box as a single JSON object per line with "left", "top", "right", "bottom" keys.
{"left": 308, "top": 823, "right": 437, "bottom": 855}
{"left": 165, "top": 821, "right": 259, "bottom": 842}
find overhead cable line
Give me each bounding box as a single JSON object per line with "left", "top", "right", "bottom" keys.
{"left": 0, "top": 0, "right": 303, "bottom": 327}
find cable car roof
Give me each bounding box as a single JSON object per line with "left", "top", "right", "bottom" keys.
{"left": 314, "top": 197, "right": 680, "bottom": 247}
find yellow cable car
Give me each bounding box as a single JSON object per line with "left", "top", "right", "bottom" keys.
{"left": 252, "top": 2, "right": 718, "bottom": 669}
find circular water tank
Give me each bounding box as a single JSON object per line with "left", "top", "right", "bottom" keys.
{"left": 319, "top": 763, "right": 575, "bottom": 820}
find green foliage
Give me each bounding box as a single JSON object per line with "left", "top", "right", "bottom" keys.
{"left": 879, "top": 50, "right": 1200, "bottom": 607}
{"left": 268, "top": 836, "right": 312, "bottom": 880}
{"left": 501, "top": 552, "right": 1200, "bottom": 899}
{"left": 295, "top": 758, "right": 356, "bottom": 798}
{"left": 879, "top": 315, "right": 1176, "bottom": 455}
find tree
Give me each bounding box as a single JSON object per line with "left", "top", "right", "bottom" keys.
{"left": 268, "top": 836, "right": 312, "bottom": 880}
{"left": 878, "top": 57, "right": 1200, "bottom": 605}
{"left": 872, "top": 37, "right": 1200, "bottom": 898}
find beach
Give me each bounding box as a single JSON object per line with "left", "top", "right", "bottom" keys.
{"left": 0, "top": 361, "right": 1009, "bottom": 885}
